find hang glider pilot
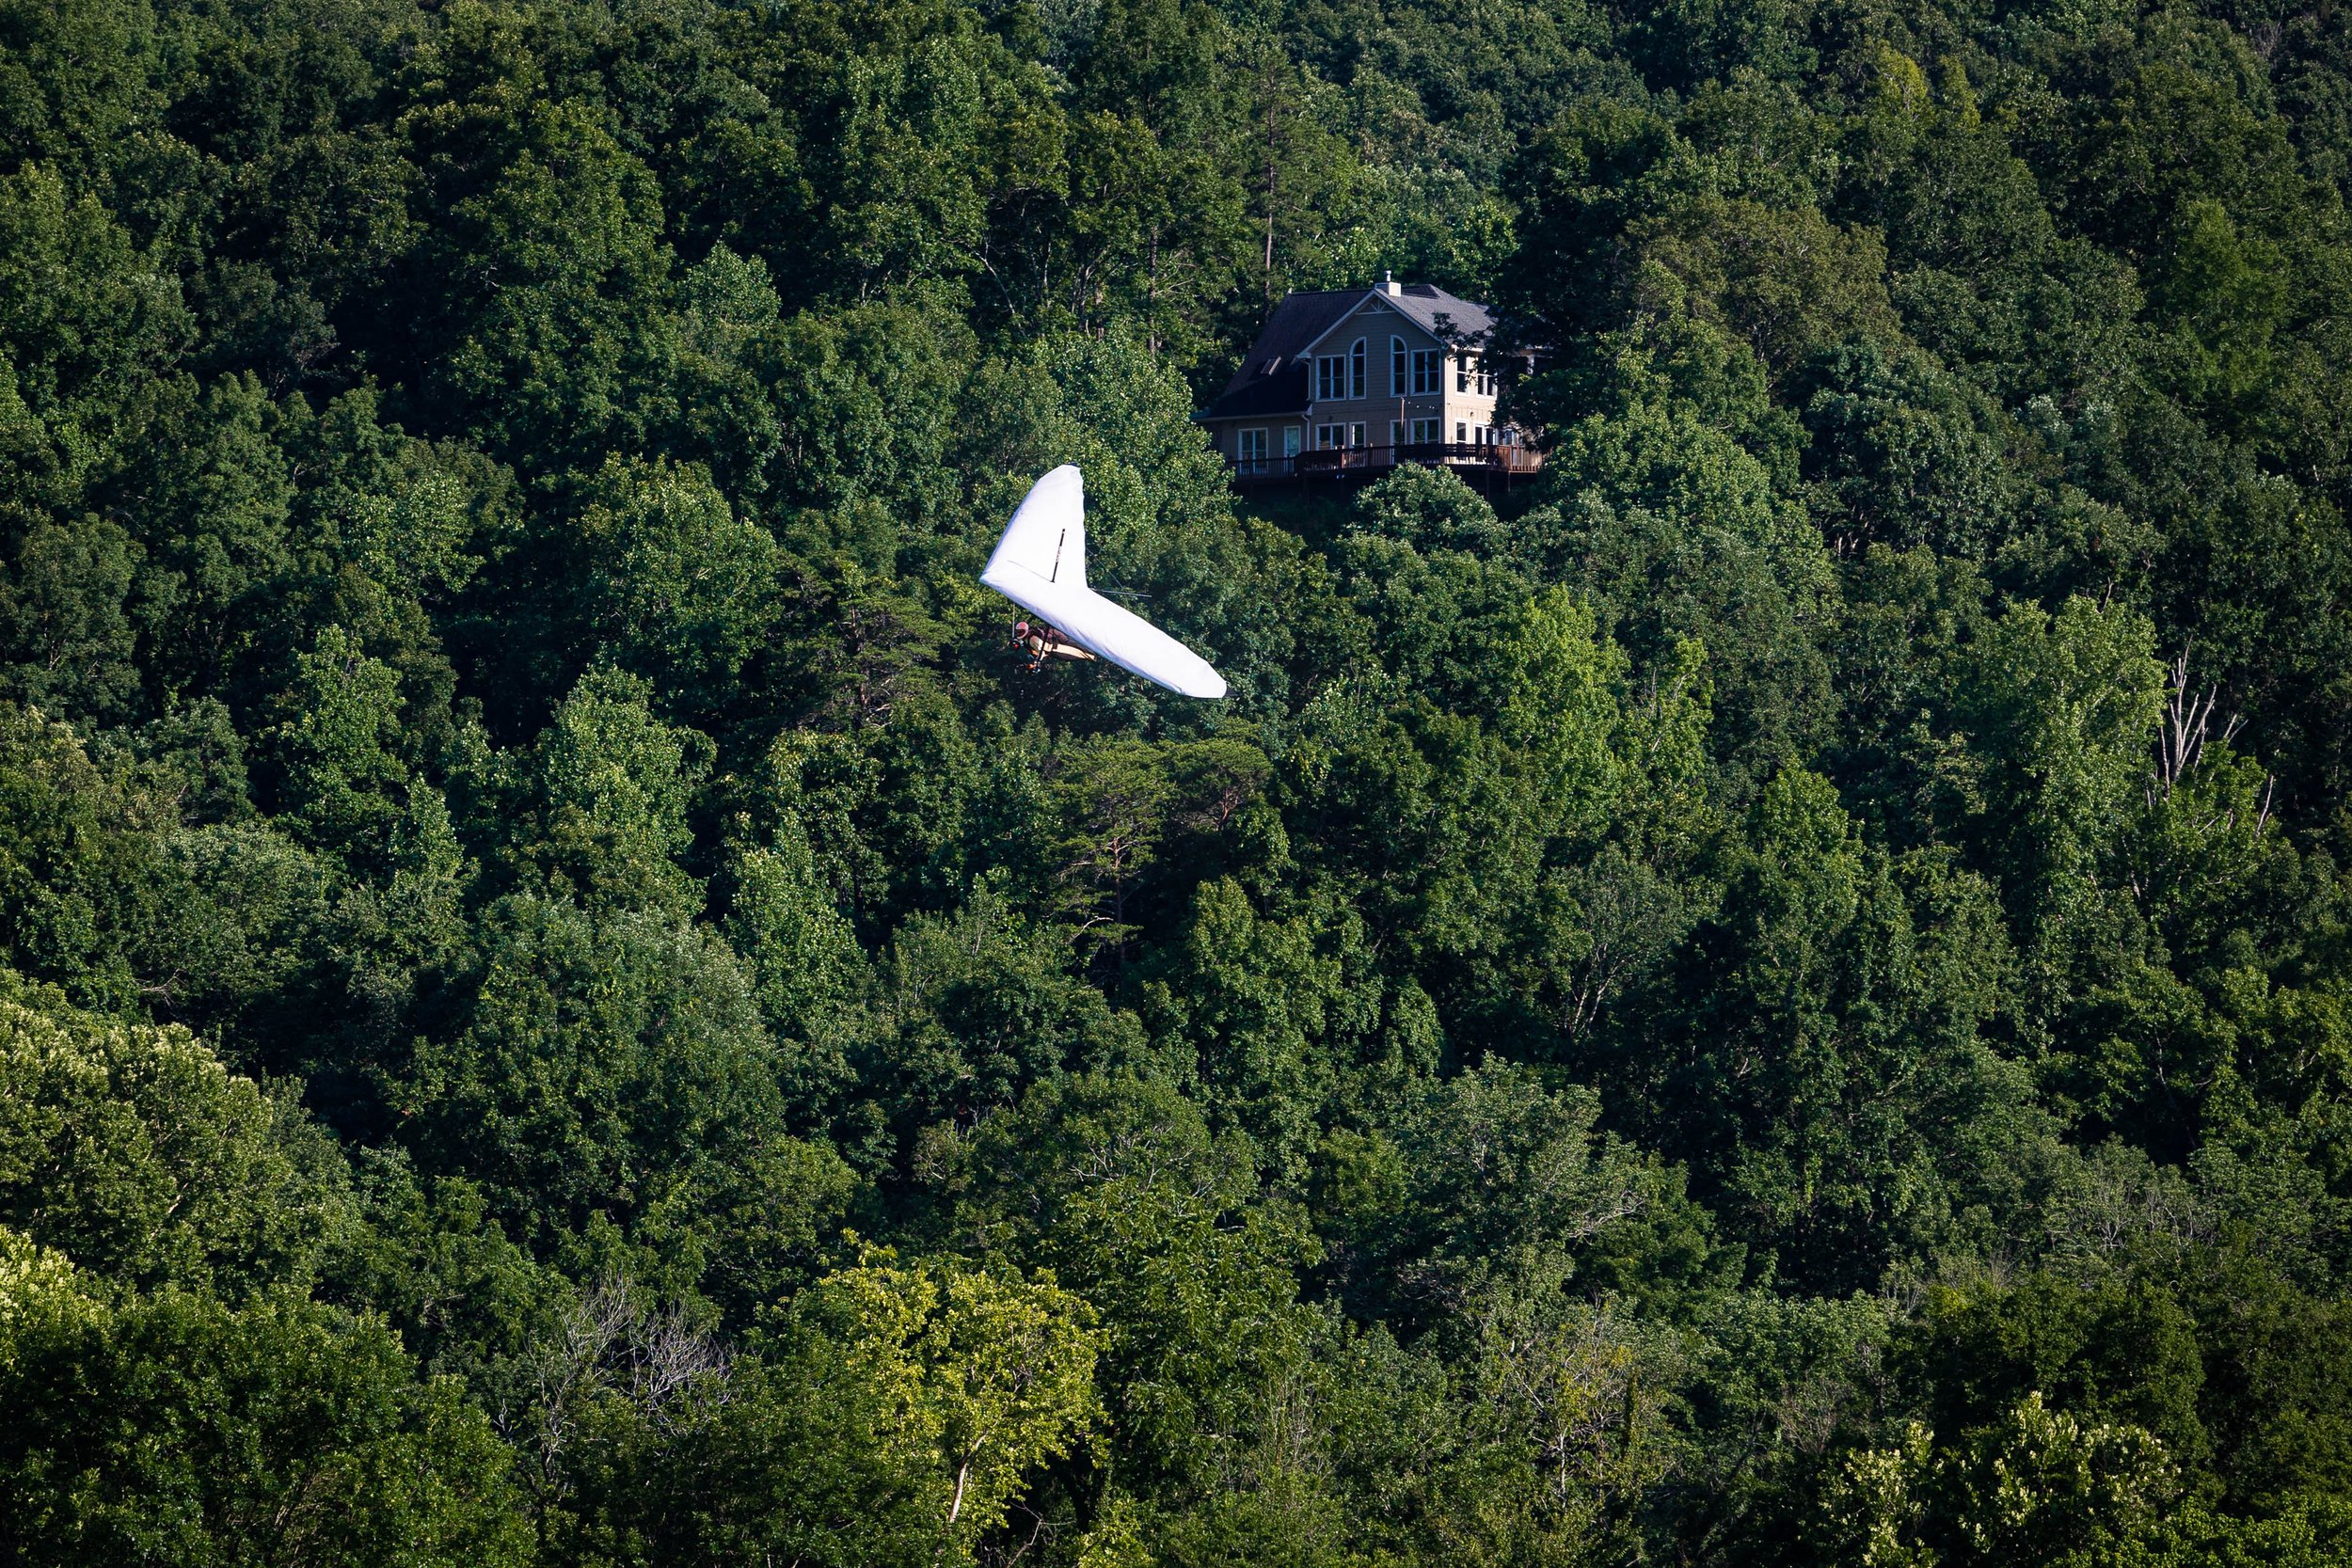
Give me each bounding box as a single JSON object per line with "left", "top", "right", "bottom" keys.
{"left": 1011, "top": 618, "right": 1094, "bottom": 671}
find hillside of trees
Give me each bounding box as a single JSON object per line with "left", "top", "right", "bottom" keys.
{"left": 4, "top": 0, "right": 2352, "bottom": 1561}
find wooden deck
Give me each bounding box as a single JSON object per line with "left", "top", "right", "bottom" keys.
{"left": 1226, "top": 441, "right": 1542, "bottom": 491}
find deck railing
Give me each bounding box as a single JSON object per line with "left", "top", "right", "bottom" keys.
{"left": 1229, "top": 441, "right": 1542, "bottom": 482}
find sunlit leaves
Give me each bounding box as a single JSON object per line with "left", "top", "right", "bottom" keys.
{"left": 0, "top": 984, "right": 351, "bottom": 1296}
{"left": 802, "top": 1252, "right": 1101, "bottom": 1540}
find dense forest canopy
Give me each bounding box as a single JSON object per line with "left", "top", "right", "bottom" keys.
{"left": 2, "top": 0, "right": 2352, "bottom": 1561}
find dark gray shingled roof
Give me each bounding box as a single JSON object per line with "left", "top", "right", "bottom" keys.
{"left": 1379, "top": 283, "right": 1496, "bottom": 345}
{"left": 1198, "top": 284, "right": 1496, "bottom": 422}
{"left": 1199, "top": 360, "right": 1314, "bottom": 420}
{"left": 1199, "top": 290, "right": 1359, "bottom": 420}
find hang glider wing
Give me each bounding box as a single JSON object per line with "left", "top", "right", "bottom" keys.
{"left": 981, "top": 466, "right": 1229, "bottom": 700}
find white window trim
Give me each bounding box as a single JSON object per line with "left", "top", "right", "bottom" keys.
{"left": 1410, "top": 348, "right": 1439, "bottom": 395}
{"left": 1313, "top": 355, "right": 1339, "bottom": 402}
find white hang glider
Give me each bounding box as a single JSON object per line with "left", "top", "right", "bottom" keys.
{"left": 981, "top": 466, "right": 1228, "bottom": 699}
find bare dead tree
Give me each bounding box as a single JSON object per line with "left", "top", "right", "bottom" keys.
{"left": 496, "top": 1280, "right": 629, "bottom": 1513}
{"left": 500, "top": 1273, "right": 736, "bottom": 1514}
{"left": 623, "top": 1296, "right": 735, "bottom": 1429}
{"left": 2151, "top": 646, "right": 2243, "bottom": 804}
{"left": 2126, "top": 650, "right": 2280, "bottom": 904}
{"left": 2149, "top": 646, "right": 2263, "bottom": 811}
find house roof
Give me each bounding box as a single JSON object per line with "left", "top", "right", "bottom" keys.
{"left": 1201, "top": 290, "right": 1359, "bottom": 420}
{"left": 1198, "top": 284, "right": 1498, "bottom": 422}
{"left": 1331, "top": 283, "right": 1496, "bottom": 354}
{"left": 1199, "top": 359, "right": 1314, "bottom": 421}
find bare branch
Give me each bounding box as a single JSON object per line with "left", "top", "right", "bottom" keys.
{"left": 2150, "top": 646, "right": 2241, "bottom": 804}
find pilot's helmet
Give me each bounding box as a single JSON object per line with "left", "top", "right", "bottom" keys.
{"left": 1013, "top": 620, "right": 1030, "bottom": 638}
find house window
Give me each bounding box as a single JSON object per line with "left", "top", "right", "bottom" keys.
{"left": 1411, "top": 418, "right": 1438, "bottom": 444}
{"left": 1315, "top": 355, "right": 1346, "bottom": 401}
{"left": 1390, "top": 420, "right": 1404, "bottom": 449}
{"left": 1350, "top": 338, "right": 1367, "bottom": 398}
{"left": 1455, "top": 420, "right": 1467, "bottom": 442}
{"left": 1454, "top": 354, "right": 1497, "bottom": 395}
{"left": 1237, "top": 428, "right": 1267, "bottom": 470}
{"left": 1349, "top": 421, "right": 1365, "bottom": 447}
{"left": 1391, "top": 337, "right": 1406, "bottom": 393}
{"left": 1315, "top": 424, "right": 1338, "bottom": 449}
{"left": 1410, "top": 349, "right": 1439, "bottom": 394}
{"left": 1282, "top": 426, "right": 1302, "bottom": 457}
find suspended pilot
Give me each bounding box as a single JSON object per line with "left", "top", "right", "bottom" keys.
{"left": 1010, "top": 618, "right": 1094, "bottom": 672}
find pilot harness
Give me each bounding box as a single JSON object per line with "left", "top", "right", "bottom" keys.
{"left": 1011, "top": 619, "right": 1095, "bottom": 672}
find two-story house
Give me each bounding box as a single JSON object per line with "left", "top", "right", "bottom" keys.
{"left": 1197, "top": 275, "right": 1538, "bottom": 485}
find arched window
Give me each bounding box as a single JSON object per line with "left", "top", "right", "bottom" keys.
{"left": 1391, "top": 336, "right": 1406, "bottom": 394}
{"left": 1350, "top": 338, "right": 1367, "bottom": 399}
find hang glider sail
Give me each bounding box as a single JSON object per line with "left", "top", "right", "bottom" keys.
{"left": 981, "top": 466, "right": 1228, "bottom": 699}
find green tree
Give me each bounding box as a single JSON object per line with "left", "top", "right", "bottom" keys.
{"left": 0, "top": 976, "right": 351, "bottom": 1297}
{"left": 399, "top": 895, "right": 850, "bottom": 1274}
{"left": 572, "top": 455, "right": 780, "bottom": 711}
{"left": 0, "top": 1228, "right": 532, "bottom": 1568}
{"left": 511, "top": 663, "right": 707, "bottom": 917}
{"left": 261, "top": 625, "right": 407, "bottom": 867}
{"left": 414, "top": 97, "right": 677, "bottom": 470}
{"left": 803, "top": 1252, "right": 1102, "bottom": 1541}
